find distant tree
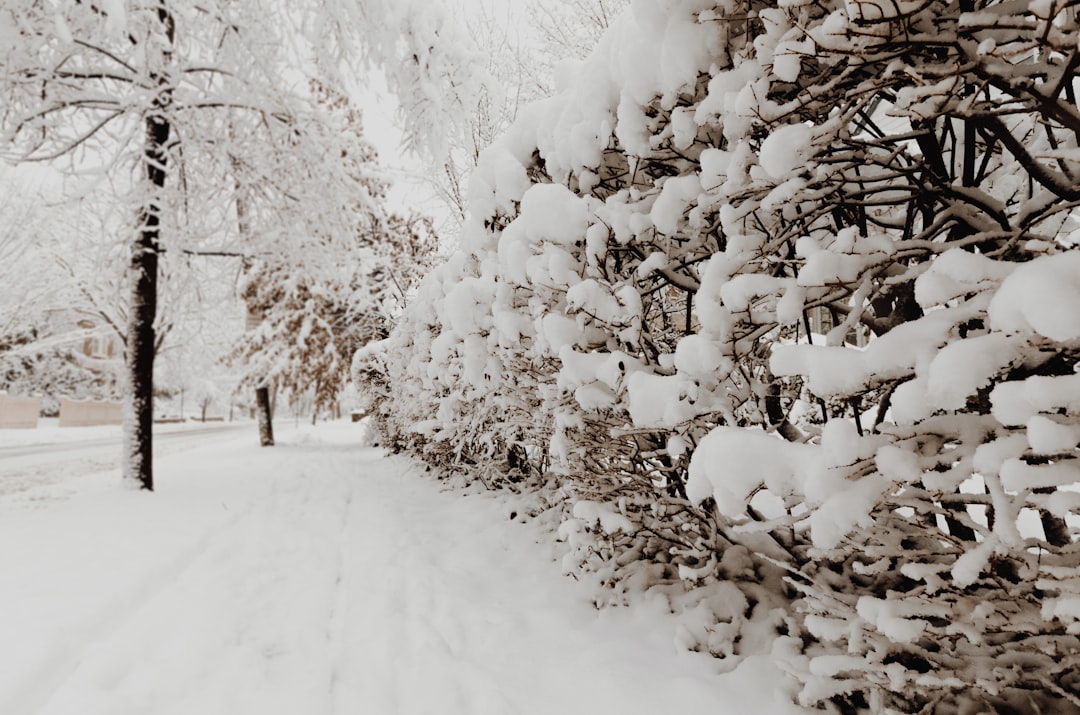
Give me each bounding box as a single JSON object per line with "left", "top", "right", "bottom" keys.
{"left": 52, "top": 196, "right": 215, "bottom": 370}
{"left": 229, "top": 212, "right": 436, "bottom": 422}
{"left": 0, "top": 328, "right": 119, "bottom": 415}
{"left": 187, "top": 378, "right": 219, "bottom": 421}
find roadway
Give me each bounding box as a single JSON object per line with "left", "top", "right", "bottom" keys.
{"left": 0, "top": 422, "right": 254, "bottom": 496}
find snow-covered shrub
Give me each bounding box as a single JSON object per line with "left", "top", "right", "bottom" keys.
{"left": 362, "top": 0, "right": 1080, "bottom": 709}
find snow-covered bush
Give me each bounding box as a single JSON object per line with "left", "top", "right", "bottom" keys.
{"left": 361, "top": 0, "right": 1080, "bottom": 709}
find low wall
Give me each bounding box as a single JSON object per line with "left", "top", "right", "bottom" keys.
{"left": 0, "top": 393, "right": 41, "bottom": 429}
{"left": 59, "top": 397, "right": 123, "bottom": 427}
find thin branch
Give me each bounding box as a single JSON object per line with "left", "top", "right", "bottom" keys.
{"left": 20, "top": 110, "right": 124, "bottom": 162}
{"left": 73, "top": 39, "right": 138, "bottom": 74}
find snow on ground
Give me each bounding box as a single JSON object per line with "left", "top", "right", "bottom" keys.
{"left": 0, "top": 421, "right": 805, "bottom": 715}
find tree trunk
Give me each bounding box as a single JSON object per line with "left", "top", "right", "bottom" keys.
{"left": 124, "top": 216, "right": 158, "bottom": 489}
{"left": 124, "top": 111, "right": 171, "bottom": 491}
{"left": 255, "top": 385, "right": 274, "bottom": 446}
{"left": 123, "top": 2, "right": 173, "bottom": 491}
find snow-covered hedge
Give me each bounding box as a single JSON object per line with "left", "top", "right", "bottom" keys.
{"left": 359, "top": 0, "right": 1080, "bottom": 709}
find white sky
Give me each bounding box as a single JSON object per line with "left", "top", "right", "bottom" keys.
{"left": 353, "top": 71, "right": 452, "bottom": 230}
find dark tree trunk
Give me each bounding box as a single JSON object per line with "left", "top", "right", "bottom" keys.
{"left": 123, "top": 2, "right": 173, "bottom": 491}
{"left": 125, "top": 115, "right": 170, "bottom": 490}
{"left": 255, "top": 385, "right": 275, "bottom": 446}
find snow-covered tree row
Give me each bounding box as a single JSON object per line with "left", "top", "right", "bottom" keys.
{"left": 359, "top": 0, "right": 1080, "bottom": 710}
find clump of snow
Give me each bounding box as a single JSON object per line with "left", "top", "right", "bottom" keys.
{"left": 988, "top": 251, "right": 1080, "bottom": 341}
{"left": 651, "top": 175, "right": 701, "bottom": 235}
{"left": 923, "top": 334, "right": 1027, "bottom": 412}
{"left": 758, "top": 123, "right": 814, "bottom": 180}
{"left": 855, "top": 597, "right": 925, "bottom": 643}
{"left": 518, "top": 183, "right": 591, "bottom": 246}
{"left": 990, "top": 373, "right": 1080, "bottom": 426}
{"left": 572, "top": 500, "right": 635, "bottom": 534}
{"left": 626, "top": 372, "right": 700, "bottom": 429}
{"left": 687, "top": 427, "right": 816, "bottom": 516}
{"left": 470, "top": 147, "right": 533, "bottom": 217}
{"left": 914, "top": 248, "right": 1014, "bottom": 307}
{"left": 807, "top": 472, "right": 891, "bottom": 549}
{"left": 1000, "top": 458, "right": 1080, "bottom": 492}
{"left": 772, "top": 304, "right": 977, "bottom": 399}
{"left": 1043, "top": 598, "right": 1080, "bottom": 628}
{"left": 950, "top": 535, "right": 998, "bottom": 588}
{"left": 874, "top": 445, "right": 921, "bottom": 483}
{"left": 1026, "top": 415, "right": 1080, "bottom": 454}
{"left": 972, "top": 434, "right": 1029, "bottom": 477}
{"left": 772, "top": 38, "right": 813, "bottom": 83}
{"left": 699, "top": 148, "right": 732, "bottom": 188}
{"left": 674, "top": 334, "right": 731, "bottom": 382}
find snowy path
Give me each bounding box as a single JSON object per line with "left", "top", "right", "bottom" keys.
{"left": 0, "top": 423, "right": 803, "bottom": 715}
